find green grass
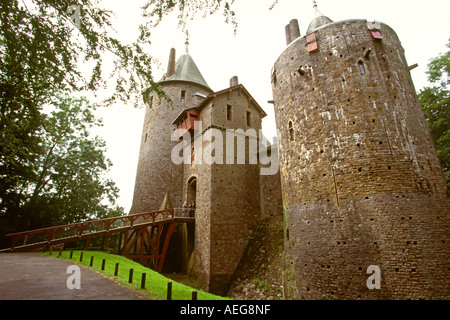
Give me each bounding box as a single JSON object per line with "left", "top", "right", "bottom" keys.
{"left": 41, "top": 250, "right": 231, "bottom": 300}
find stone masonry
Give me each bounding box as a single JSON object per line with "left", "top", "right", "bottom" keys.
{"left": 131, "top": 47, "right": 283, "bottom": 295}
{"left": 271, "top": 15, "right": 450, "bottom": 299}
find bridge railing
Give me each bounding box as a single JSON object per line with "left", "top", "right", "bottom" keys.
{"left": 174, "top": 208, "right": 196, "bottom": 218}
{"left": 4, "top": 209, "right": 174, "bottom": 251}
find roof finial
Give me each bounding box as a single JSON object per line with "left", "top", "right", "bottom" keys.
{"left": 185, "top": 30, "right": 190, "bottom": 54}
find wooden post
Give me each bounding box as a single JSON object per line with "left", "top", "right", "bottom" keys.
{"left": 101, "top": 258, "right": 106, "bottom": 271}
{"left": 79, "top": 251, "right": 84, "bottom": 262}
{"left": 49, "top": 247, "right": 53, "bottom": 255}
{"left": 117, "top": 232, "right": 123, "bottom": 255}
{"left": 70, "top": 249, "right": 74, "bottom": 259}
{"left": 58, "top": 247, "right": 63, "bottom": 256}
{"left": 84, "top": 238, "right": 90, "bottom": 250}
{"left": 192, "top": 291, "right": 198, "bottom": 300}
{"left": 141, "top": 273, "right": 146, "bottom": 289}
{"left": 114, "top": 263, "right": 119, "bottom": 276}
{"left": 90, "top": 256, "right": 94, "bottom": 267}
{"left": 129, "top": 268, "right": 134, "bottom": 283}
{"left": 167, "top": 282, "right": 172, "bottom": 300}
{"left": 104, "top": 233, "right": 110, "bottom": 251}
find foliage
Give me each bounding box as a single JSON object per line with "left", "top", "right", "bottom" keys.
{"left": 0, "top": 0, "right": 245, "bottom": 239}
{"left": 142, "top": 0, "right": 238, "bottom": 34}
{"left": 419, "top": 40, "right": 450, "bottom": 188}
{"left": 0, "top": 0, "right": 164, "bottom": 238}
{"left": 0, "top": 95, "right": 123, "bottom": 243}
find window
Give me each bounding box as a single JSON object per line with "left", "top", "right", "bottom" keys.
{"left": 181, "top": 90, "right": 186, "bottom": 103}
{"left": 358, "top": 60, "right": 366, "bottom": 74}
{"left": 247, "top": 111, "right": 251, "bottom": 126}
{"left": 227, "top": 105, "right": 232, "bottom": 120}
{"left": 306, "top": 32, "right": 319, "bottom": 53}
{"left": 289, "top": 121, "right": 294, "bottom": 142}
{"left": 370, "top": 30, "right": 383, "bottom": 40}
{"left": 149, "top": 96, "right": 153, "bottom": 108}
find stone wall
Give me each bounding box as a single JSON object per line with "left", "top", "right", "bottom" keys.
{"left": 271, "top": 19, "right": 450, "bottom": 299}
{"left": 130, "top": 82, "right": 212, "bottom": 214}
{"left": 187, "top": 88, "right": 265, "bottom": 295}
{"left": 260, "top": 146, "right": 283, "bottom": 218}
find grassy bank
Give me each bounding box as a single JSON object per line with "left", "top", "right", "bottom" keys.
{"left": 42, "top": 250, "right": 231, "bottom": 300}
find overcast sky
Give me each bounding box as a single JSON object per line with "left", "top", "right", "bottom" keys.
{"left": 89, "top": 0, "right": 450, "bottom": 212}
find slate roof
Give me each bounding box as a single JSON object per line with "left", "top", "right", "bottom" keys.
{"left": 307, "top": 5, "right": 333, "bottom": 34}
{"left": 159, "top": 54, "right": 211, "bottom": 90}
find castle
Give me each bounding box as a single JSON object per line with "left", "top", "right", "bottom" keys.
{"left": 131, "top": 3, "right": 449, "bottom": 299}
{"left": 130, "top": 43, "right": 283, "bottom": 294}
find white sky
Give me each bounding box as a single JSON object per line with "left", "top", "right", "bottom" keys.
{"left": 89, "top": 0, "right": 450, "bottom": 212}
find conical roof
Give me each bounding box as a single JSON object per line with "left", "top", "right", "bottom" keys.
{"left": 160, "top": 53, "right": 211, "bottom": 90}
{"left": 307, "top": 4, "right": 333, "bottom": 34}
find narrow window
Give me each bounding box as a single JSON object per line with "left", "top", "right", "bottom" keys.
{"left": 358, "top": 61, "right": 366, "bottom": 74}
{"left": 181, "top": 90, "right": 186, "bottom": 103}
{"left": 149, "top": 96, "right": 153, "bottom": 108}
{"left": 227, "top": 105, "right": 232, "bottom": 120}
{"left": 289, "top": 121, "right": 294, "bottom": 142}
{"left": 247, "top": 111, "right": 251, "bottom": 126}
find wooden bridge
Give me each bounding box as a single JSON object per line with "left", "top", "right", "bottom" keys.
{"left": 0, "top": 209, "right": 195, "bottom": 273}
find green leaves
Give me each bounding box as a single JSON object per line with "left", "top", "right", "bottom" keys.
{"left": 426, "top": 40, "right": 450, "bottom": 88}
{"left": 419, "top": 40, "right": 450, "bottom": 188}
{"left": 32, "top": 95, "right": 121, "bottom": 224}
{"left": 142, "top": 0, "right": 238, "bottom": 34}
{"left": 0, "top": 94, "right": 122, "bottom": 241}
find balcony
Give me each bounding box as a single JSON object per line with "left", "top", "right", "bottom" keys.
{"left": 176, "top": 110, "right": 199, "bottom": 140}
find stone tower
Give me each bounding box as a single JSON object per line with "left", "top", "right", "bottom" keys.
{"left": 271, "top": 4, "right": 450, "bottom": 299}
{"left": 172, "top": 79, "right": 269, "bottom": 295}
{"left": 130, "top": 45, "right": 213, "bottom": 214}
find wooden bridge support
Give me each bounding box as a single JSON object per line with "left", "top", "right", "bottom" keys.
{"left": 118, "top": 221, "right": 177, "bottom": 273}
{"left": 1, "top": 210, "right": 194, "bottom": 275}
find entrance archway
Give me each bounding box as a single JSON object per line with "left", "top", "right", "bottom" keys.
{"left": 187, "top": 177, "right": 197, "bottom": 217}
{"left": 162, "top": 177, "right": 197, "bottom": 274}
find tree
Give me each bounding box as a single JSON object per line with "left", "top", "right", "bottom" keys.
{"left": 142, "top": 0, "right": 238, "bottom": 34}
{"left": 419, "top": 40, "right": 450, "bottom": 188}
{"left": 0, "top": 1, "right": 135, "bottom": 233}
{"left": 0, "top": 0, "right": 240, "bottom": 238}
{"left": 0, "top": 94, "right": 123, "bottom": 243}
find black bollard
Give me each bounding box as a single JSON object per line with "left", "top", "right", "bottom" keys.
{"left": 101, "top": 258, "right": 106, "bottom": 271}
{"left": 115, "top": 263, "right": 119, "bottom": 276}
{"left": 90, "top": 256, "right": 94, "bottom": 267}
{"left": 129, "top": 268, "right": 134, "bottom": 283}
{"left": 167, "top": 282, "right": 172, "bottom": 300}
{"left": 141, "top": 273, "right": 146, "bottom": 289}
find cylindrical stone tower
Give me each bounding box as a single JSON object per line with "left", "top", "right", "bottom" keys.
{"left": 130, "top": 47, "right": 213, "bottom": 214}
{"left": 271, "top": 9, "right": 449, "bottom": 299}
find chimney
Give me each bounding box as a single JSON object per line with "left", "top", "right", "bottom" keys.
{"left": 167, "top": 48, "right": 176, "bottom": 78}
{"left": 289, "top": 19, "right": 301, "bottom": 41}
{"left": 285, "top": 24, "right": 292, "bottom": 45}
{"left": 230, "top": 76, "right": 239, "bottom": 87}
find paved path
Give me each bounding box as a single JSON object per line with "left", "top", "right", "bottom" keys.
{"left": 0, "top": 253, "right": 148, "bottom": 300}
